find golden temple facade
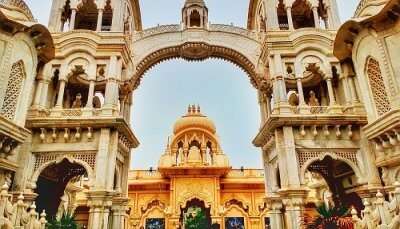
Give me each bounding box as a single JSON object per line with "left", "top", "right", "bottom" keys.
{"left": 127, "top": 106, "right": 267, "bottom": 229}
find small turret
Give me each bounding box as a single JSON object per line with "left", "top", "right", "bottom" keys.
{"left": 182, "top": 0, "right": 208, "bottom": 29}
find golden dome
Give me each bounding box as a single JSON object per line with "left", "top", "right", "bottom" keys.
{"left": 0, "top": 0, "right": 35, "bottom": 21}
{"left": 173, "top": 105, "right": 216, "bottom": 134}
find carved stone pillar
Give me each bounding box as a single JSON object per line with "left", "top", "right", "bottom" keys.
{"left": 280, "top": 189, "right": 308, "bottom": 229}
{"left": 111, "top": 197, "right": 129, "bottom": 229}
{"left": 341, "top": 75, "right": 352, "bottom": 106}
{"left": 267, "top": 196, "right": 284, "bottom": 229}
{"left": 55, "top": 79, "right": 66, "bottom": 108}
{"left": 312, "top": 6, "right": 319, "bottom": 29}
{"left": 325, "top": 76, "right": 343, "bottom": 114}
{"left": 32, "top": 79, "right": 44, "bottom": 108}
{"left": 87, "top": 191, "right": 114, "bottom": 229}
{"left": 38, "top": 79, "right": 50, "bottom": 108}
{"left": 296, "top": 76, "right": 310, "bottom": 114}
{"left": 96, "top": 9, "right": 104, "bottom": 31}
{"left": 286, "top": 6, "right": 294, "bottom": 30}
{"left": 86, "top": 80, "right": 95, "bottom": 108}
{"left": 103, "top": 56, "right": 121, "bottom": 116}
{"left": 325, "top": 77, "right": 336, "bottom": 106}
{"left": 70, "top": 8, "right": 77, "bottom": 30}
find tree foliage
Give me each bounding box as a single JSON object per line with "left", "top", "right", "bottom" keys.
{"left": 184, "top": 208, "right": 208, "bottom": 229}
{"left": 47, "top": 214, "right": 79, "bottom": 229}
{"left": 301, "top": 204, "right": 354, "bottom": 229}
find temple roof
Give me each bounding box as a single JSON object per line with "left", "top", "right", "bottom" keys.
{"left": 173, "top": 105, "right": 216, "bottom": 135}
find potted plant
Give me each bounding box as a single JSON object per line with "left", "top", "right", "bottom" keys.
{"left": 302, "top": 204, "right": 354, "bottom": 229}
{"left": 47, "top": 214, "right": 79, "bottom": 229}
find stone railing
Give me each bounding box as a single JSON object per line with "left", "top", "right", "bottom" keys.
{"left": 134, "top": 24, "right": 181, "bottom": 40}
{"left": 225, "top": 169, "right": 264, "bottom": 178}
{"left": 134, "top": 24, "right": 258, "bottom": 41}
{"left": 129, "top": 170, "right": 163, "bottom": 179}
{"left": 290, "top": 106, "right": 330, "bottom": 114}
{"left": 209, "top": 24, "right": 258, "bottom": 39}
{"left": 352, "top": 182, "right": 400, "bottom": 228}
{"left": 0, "top": 183, "right": 47, "bottom": 228}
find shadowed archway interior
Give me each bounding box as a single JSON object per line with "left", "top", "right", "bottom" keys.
{"left": 35, "top": 159, "right": 88, "bottom": 217}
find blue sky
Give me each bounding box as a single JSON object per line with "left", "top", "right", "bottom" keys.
{"left": 25, "top": 0, "right": 359, "bottom": 169}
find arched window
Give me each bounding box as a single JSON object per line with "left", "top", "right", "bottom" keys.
{"left": 366, "top": 57, "right": 391, "bottom": 116}
{"left": 292, "top": 0, "right": 315, "bottom": 29}
{"left": 189, "top": 10, "right": 201, "bottom": 27}
{"left": 1, "top": 60, "right": 25, "bottom": 120}
{"left": 101, "top": 0, "right": 113, "bottom": 31}
{"left": 277, "top": 0, "right": 288, "bottom": 30}
{"left": 60, "top": 0, "right": 72, "bottom": 32}
{"left": 75, "top": 0, "right": 98, "bottom": 30}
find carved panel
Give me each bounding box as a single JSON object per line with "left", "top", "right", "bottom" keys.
{"left": 297, "top": 151, "right": 358, "bottom": 169}
{"left": 1, "top": 60, "right": 25, "bottom": 120}
{"left": 33, "top": 151, "right": 97, "bottom": 172}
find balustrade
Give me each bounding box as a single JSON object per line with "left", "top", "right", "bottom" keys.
{"left": 0, "top": 183, "right": 47, "bottom": 229}
{"left": 352, "top": 182, "right": 400, "bottom": 228}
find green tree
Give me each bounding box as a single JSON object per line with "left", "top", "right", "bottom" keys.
{"left": 47, "top": 214, "right": 79, "bottom": 229}
{"left": 301, "top": 204, "right": 354, "bottom": 229}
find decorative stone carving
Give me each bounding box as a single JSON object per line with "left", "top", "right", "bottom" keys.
{"left": 1, "top": 61, "right": 25, "bottom": 120}
{"left": 366, "top": 57, "right": 391, "bottom": 116}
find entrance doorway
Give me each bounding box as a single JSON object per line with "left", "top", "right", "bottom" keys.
{"left": 35, "top": 158, "right": 88, "bottom": 217}
{"left": 306, "top": 156, "right": 363, "bottom": 211}
{"left": 180, "top": 198, "right": 212, "bottom": 229}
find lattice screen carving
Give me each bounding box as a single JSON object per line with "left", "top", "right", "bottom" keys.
{"left": 366, "top": 58, "right": 391, "bottom": 116}
{"left": 34, "top": 152, "right": 97, "bottom": 172}
{"left": 297, "top": 151, "right": 358, "bottom": 169}
{"left": 1, "top": 60, "right": 25, "bottom": 120}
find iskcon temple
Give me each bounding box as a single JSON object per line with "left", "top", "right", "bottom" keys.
{"left": 1, "top": 0, "right": 400, "bottom": 228}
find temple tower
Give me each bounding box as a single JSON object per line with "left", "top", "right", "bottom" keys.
{"left": 182, "top": 0, "right": 208, "bottom": 29}
{"left": 15, "top": 0, "right": 141, "bottom": 228}
{"left": 248, "top": 0, "right": 381, "bottom": 228}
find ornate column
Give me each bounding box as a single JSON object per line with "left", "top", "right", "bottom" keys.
{"left": 38, "top": 80, "right": 50, "bottom": 109}
{"left": 325, "top": 76, "right": 343, "bottom": 114}
{"left": 282, "top": 196, "right": 306, "bottom": 229}
{"left": 348, "top": 75, "right": 360, "bottom": 104}
{"left": 87, "top": 191, "right": 114, "bottom": 229}
{"left": 325, "top": 76, "right": 336, "bottom": 106}
{"left": 103, "top": 56, "right": 120, "bottom": 116}
{"left": 267, "top": 197, "right": 284, "bottom": 229}
{"left": 296, "top": 76, "right": 310, "bottom": 114}
{"left": 96, "top": 8, "right": 104, "bottom": 31}
{"left": 86, "top": 80, "right": 95, "bottom": 108}
{"left": 286, "top": 6, "right": 294, "bottom": 30}
{"left": 325, "top": 6, "right": 332, "bottom": 29}
{"left": 55, "top": 79, "right": 66, "bottom": 109}
{"left": 69, "top": 8, "right": 77, "bottom": 30}
{"left": 111, "top": 198, "right": 129, "bottom": 229}
{"left": 341, "top": 75, "right": 352, "bottom": 107}
{"left": 272, "top": 54, "right": 291, "bottom": 114}
{"left": 32, "top": 79, "right": 44, "bottom": 108}
{"left": 312, "top": 6, "right": 319, "bottom": 29}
